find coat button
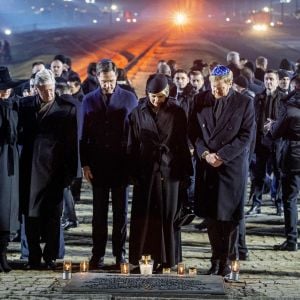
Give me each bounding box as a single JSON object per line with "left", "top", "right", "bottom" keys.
{"left": 202, "top": 124, "right": 205, "bottom": 127}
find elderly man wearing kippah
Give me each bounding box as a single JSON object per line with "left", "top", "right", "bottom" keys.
{"left": 189, "top": 65, "right": 255, "bottom": 277}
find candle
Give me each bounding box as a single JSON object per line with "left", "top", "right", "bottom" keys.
{"left": 177, "top": 262, "right": 185, "bottom": 276}
{"left": 139, "top": 255, "right": 154, "bottom": 275}
{"left": 63, "top": 260, "right": 72, "bottom": 280}
{"left": 120, "top": 262, "right": 130, "bottom": 275}
{"left": 230, "top": 260, "right": 240, "bottom": 281}
{"left": 162, "top": 267, "right": 171, "bottom": 274}
{"left": 80, "top": 260, "right": 89, "bottom": 273}
{"left": 188, "top": 266, "right": 197, "bottom": 276}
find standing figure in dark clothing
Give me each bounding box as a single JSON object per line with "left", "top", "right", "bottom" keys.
{"left": 82, "top": 62, "right": 98, "bottom": 94}
{"left": 80, "top": 59, "right": 137, "bottom": 268}
{"left": 269, "top": 75, "right": 300, "bottom": 251}
{"left": 189, "top": 65, "right": 255, "bottom": 276}
{"left": 128, "top": 74, "right": 193, "bottom": 270}
{"left": 0, "top": 66, "right": 20, "bottom": 272}
{"left": 19, "top": 69, "right": 79, "bottom": 269}
{"left": 247, "top": 70, "right": 286, "bottom": 216}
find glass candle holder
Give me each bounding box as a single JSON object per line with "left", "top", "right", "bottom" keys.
{"left": 162, "top": 267, "right": 171, "bottom": 274}
{"left": 120, "top": 262, "right": 130, "bottom": 275}
{"left": 188, "top": 266, "right": 197, "bottom": 276}
{"left": 63, "top": 260, "right": 72, "bottom": 280}
{"left": 80, "top": 260, "right": 89, "bottom": 273}
{"left": 139, "top": 255, "right": 153, "bottom": 275}
{"left": 230, "top": 260, "right": 240, "bottom": 281}
{"left": 177, "top": 262, "right": 185, "bottom": 276}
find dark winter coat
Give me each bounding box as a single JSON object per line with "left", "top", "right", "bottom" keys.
{"left": 19, "top": 95, "right": 78, "bottom": 217}
{"left": 128, "top": 97, "right": 193, "bottom": 266}
{"left": 80, "top": 85, "right": 137, "bottom": 187}
{"left": 271, "top": 91, "right": 300, "bottom": 173}
{"left": 82, "top": 75, "right": 98, "bottom": 95}
{"left": 0, "top": 96, "right": 20, "bottom": 232}
{"left": 189, "top": 89, "right": 255, "bottom": 221}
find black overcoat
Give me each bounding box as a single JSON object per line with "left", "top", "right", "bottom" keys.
{"left": 189, "top": 90, "right": 255, "bottom": 221}
{"left": 19, "top": 95, "right": 78, "bottom": 218}
{"left": 0, "top": 96, "right": 19, "bottom": 232}
{"left": 128, "top": 98, "right": 193, "bottom": 266}
{"left": 271, "top": 92, "right": 300, "bottom": 173}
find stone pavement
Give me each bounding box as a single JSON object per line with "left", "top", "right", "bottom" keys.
{"left": 2, "top": 181, "right": 300, "bottom": 299}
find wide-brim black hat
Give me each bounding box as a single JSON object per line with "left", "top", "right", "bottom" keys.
{"left": 0, "top": 66, "right": 21, "bottom": 90}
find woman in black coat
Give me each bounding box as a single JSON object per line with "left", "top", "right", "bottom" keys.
{"left": 0, "top": 67, "right": 20, "bottom": 272}
{"left": 128, "top": 74, "right": 193, "bottom": 270}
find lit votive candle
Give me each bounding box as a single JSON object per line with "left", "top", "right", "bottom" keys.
{"left": 177, "top": 262, "right": 185, "bottom": 276}
{"left": 162, "top": 267, "right": 171, "bottom": 274}
{"left": 63, "top": 260, "right": 72, "bottom": 280}
{"left": 120, "top": 262, "right": 130, "bottom": 275}
{"left": 188, "top": 266, "right": 197, "bottom": 276}
{"left": 230, "top": 260, "right": 240, "bottom": 281}
{"left": 80, "top": 260, "right": 89, "bottom": 273}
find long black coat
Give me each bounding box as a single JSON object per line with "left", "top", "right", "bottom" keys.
{"left": 0, "top": 96, "right": 19, "bottom": 232}
{"left": 128, "top": 98, "right": 193, "bottom": 266}
{"left": 80, "top": 86, "right": 138, "bottom": 187}
{"left": 19, "top": 95, "right": 78, "bottom": 217}
{"left": 271, "top": 91, "right": 300, "bottom": 173}
{"left": 189, "top": 90, "right": 255, "bottom": 221}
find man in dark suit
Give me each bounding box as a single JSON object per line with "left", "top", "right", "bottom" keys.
{"left": 80, "top": 59, "right": 137, "bottom": 268}
{"left": 189, "top": 65, "right": 255, "bottom": 277}
{"left": 19, "top": 69, "right": 79, "bottom": 269}
{"left": 269, "top": 75, "right": 300, "bottom": 251}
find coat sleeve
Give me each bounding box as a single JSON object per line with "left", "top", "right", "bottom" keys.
{"left": 79, "top": 96, "right": 90, "bottom": 168}
{"left": 217, "top": 98, "right": 255, "bottom": 163}
{"left": 270, "top": 105, "right": 289, "bottom": 139}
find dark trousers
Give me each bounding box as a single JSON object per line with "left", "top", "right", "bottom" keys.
{"left": 70, "top": 177, "right": 82, "bottom": 202}
{"left": 207, "top": 219, "right": 239, "bottom": 264}
{"left": 282, "top": 173, "right": 300, "bottom": 244}
{"left": 92, "top": 185, "right": 128, "bottom": 259}
{"left": 236, "top": 218, "right": 247, "bottom": 258}
{"left": 25, "top": 216, "right": 61, "bottom": 263}
{"left": 62, "top": 187, "right": 77, "bottom": 223}
{"left": 253, "top": 147, "right": 282, "bottom": 207}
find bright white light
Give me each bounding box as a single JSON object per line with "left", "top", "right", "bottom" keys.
{"left": 92, "top": 19, "right": 98, "bottom": 24}
{"left": 253, "top": 24, "right": 268, "bottom": 31}
{"left": 226, "top": 17, "right": 230, "bottom": 22}
{"left": 111, "top": 4, "right": 117, "bottom": 11}
{"left": 132, "top": 18, "right": 137, "bottom": 23}
{"left": 262, "top": 6, "right": 270, "bottom": 13}
{"left": 245, "top": 19, "right": 252, "bottom": 24}
{"left": 126, "top": 18, "right": 131, "bottom": 23}
{"left": 270, "top": 22, "right": 275, "bottom": 27}
{"left": 116, "top": 17, "right": 121, "bottom": 22}
{"left": 40, "top": 7, "right": 44, "bottom": 12}
{"left": 174, "top": 12, "right": 188, "bottom": 25}
{"left": 4, "top": 29, "right": 12, "bottom": 36}
{"left": 85, "top": 0, "right": 95, "bottom": 3}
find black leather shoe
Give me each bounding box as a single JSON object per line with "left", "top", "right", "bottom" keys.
{"left": 45, "top": 260, "right": 57, "bottom": 270}
{"left": 274, "top": 241, "right": 298, "bottom": 251}
{"left": 246, "top": 205, "right": 261, "bottom": 216}
{"left": 89, "top": 256, "right": 104, "bottom": 269}
{"left": 218, "top": 264, "right": 231, "bottom": 277}
{"left": 0, "top": 254, "right": 12, "bottom": 272}
{"left": 24, "top": 262, "right": 41, "bottom": 270}
{"left": 206, "top": 261, "right": 219, "bottom": 275}
{"left": 239, "top": 252, "right": 249, "bottom": 261}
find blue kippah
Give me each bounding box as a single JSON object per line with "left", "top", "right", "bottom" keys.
{"left": 211, "top": 65, "right": 230, "bottom": 76}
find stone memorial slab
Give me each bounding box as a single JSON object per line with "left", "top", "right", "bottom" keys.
{"left": 63, "top": 273, "right": 225, "bottom": 297}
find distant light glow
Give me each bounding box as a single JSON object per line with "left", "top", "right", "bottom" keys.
{"left": 174, "top": 12, "right": 188, "bottom": 26}
{"left": 132, "top": 18, "right": 137, "bottom": 23}
{"left": 270, "top": 22, "right": 275, "bottom": 27}
{"left": 92, "top": 19, "right": 98, "bottom": 24}
{"left": 4, "top": 29, "right": 12, "bottom": 36}
{"left": 245, "top": 19, "right": 252, "bottom": 24}
{"left": 40, "top": 7, "right": 44, "bottom": 12}
{"left": 262, "top": 6, "right": 270, "bottom": 13}
{"left": 226, "top": 17, "right": 230, "bottom": 22}
{"left": 116, "top": 17, "right": 121, "bottom": 22}
{"left": 85, "top": 0, "right": 95, "bottom": 3}
{"left": 126, "top": 18, "right": 132, "bottom": 23}
{"left": 253, "top": 24, "right": 268, "bottom": 31}
{"left": 111, "top": 4, "right": 117, "bottom": 11}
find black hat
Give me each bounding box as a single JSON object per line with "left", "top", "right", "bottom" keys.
{"left": 234, "top": 75, "right": 249, "bottom": 89}
{"left": 279, "top": 58, "right": 294, "bottom": 71}
{"left": 0, "top": 66, "right": 20, "bottom": 90}
{"left": 54, "top": 54, "right": 67, "bottom": 64}
{"left": 146, "top": 74, "right": 168, "bottom": 93}
{"left": 278, "top": 69, "right": 290, "bottom": 80}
